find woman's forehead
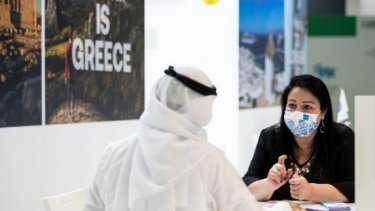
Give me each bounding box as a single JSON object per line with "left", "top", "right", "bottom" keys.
{"left": 287, "top": 87, "right": 319, "bottom": 104}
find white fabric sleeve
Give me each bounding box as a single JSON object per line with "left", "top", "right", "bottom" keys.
{"left": 82, "top": 140, "right": 129, "bottom": 211}
{"left": 81, "top": 146, "right": 112, "bottom": 211}
{"left": 207, "top": 154, "right": 293, "bottom": 211}
{"left": 204, "top": 150, "right": 264, "bottom": 211}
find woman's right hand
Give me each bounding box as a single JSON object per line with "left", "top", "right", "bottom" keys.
{"left": 267, "top": 155, "right": 294, "bottom": 190}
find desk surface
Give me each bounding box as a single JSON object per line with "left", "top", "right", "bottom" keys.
{"left": 259, "top": 200, "right": 355, "bottom": 211}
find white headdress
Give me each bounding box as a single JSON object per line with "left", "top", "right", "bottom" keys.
{"left": 128, "top": 66, "right": 217, "bottom": 211}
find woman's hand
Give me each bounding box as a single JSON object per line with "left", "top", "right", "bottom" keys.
{"left": 267, "top": 155, "right": 294, "bottom": 190}
{"left": 289, "top": 174, "right": 313, "bottom": 200}
{"left": 248, "top": 155, "right": 293, "bottom": 201}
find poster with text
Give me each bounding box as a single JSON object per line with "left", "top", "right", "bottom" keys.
{"left": 239, "top": 0, "right": 285, "bottom": 109}
{"left": 45, "top": 0, "right": 144, "bottom": 124}
{"left": 0, "top": 0, "right": 42, "bottom": 127}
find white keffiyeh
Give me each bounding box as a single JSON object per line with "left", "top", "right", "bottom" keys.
{"left": 127, "top": 66, "right": 216, "bottom": 211}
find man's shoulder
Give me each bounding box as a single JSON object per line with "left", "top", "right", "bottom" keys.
{"left": 204, "top": 143, "right": 225, "bottom": 156}
{"left": 108, "top": 134, "right": 136, "bottom": 149}
{"left": 100, "top": 134, "right": 137, "bottom": 162}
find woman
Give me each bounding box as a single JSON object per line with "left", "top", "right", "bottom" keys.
{"left": 243, "top": 74, "right": 354, "bottom": 202}
{"left": 83, "top": 66, "right": 302, "bottom": 211}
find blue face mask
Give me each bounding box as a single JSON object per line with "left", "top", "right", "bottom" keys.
{"left": 284, "top": 110, "right": 319, "bottom": 137}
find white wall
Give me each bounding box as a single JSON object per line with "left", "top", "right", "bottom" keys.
{"left": 0, "top": 121, "right": 140, "bottom": 211}
{"left": 0, "top": 1, "right": 239, "bottom": 211}
{"left": 145, "top": 0, "right": 239, "bottom": 166}
{"left": 238, "top": 107, "right": 281, "bottom": 175}
{"left": 355, "top": 96, "right": 375, "bottom": 211}
{"left": 346, "top": 0, "right": 359, "bottom": 15}
{"left": 359, "top": 0, "right": 375, "bottom": 15}
{"left": 346, "top": 0, "right": 375, "bottom": 16}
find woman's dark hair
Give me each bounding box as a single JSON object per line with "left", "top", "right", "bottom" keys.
{"left": 278, "top": 74, "right": 335, "bottom": 181}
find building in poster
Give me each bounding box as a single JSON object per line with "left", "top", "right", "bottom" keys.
{"left": 45, "top": 0, "right": 144, "bottom": 124}
{"left": 0, "top": 0, "right": 41, "bottom": 127}
{"left": 239, "top": 0, "right": 285, "bottom": 108}
{"left": 0, "top": 0, "right": 38, "bottom": 30}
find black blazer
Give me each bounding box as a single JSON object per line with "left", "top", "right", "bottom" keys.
{"left": 243, "top": 123, "right": 355, "bottom": 202}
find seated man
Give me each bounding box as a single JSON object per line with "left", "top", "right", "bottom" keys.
{"left": 83, "top": 65, "right": 302, "bottom": 211}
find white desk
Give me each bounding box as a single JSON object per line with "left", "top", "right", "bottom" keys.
{"left": 259, "top": 200, "right": 355, "bottom": 211}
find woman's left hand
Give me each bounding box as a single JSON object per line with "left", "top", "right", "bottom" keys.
{"left": 289, "top": 174, "right": 313, "bottom": 200}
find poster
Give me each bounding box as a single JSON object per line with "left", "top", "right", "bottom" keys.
{"left": 239, "top": 0, "right": 285, "bottom": 109}
{"left": 289, "top": 0, "right": 307, "bottom": 78}
{"left": 0, "top": 0, "right": 42, "bottom": 127}
{"left": 239, "top": 0, "right": 307, "bottom": 109}
{"left": 45, "top": 0, "right": 144, "bottom": 124}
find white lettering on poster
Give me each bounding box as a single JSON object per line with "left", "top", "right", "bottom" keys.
{"left": 73, "top": 3, "right": 132, "bottom": 72}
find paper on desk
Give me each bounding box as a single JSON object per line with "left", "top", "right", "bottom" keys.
{"left": 260, "top": 201, "right": 292, "bottom": 211}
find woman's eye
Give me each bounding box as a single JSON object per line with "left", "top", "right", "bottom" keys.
{"left": 303, "top": 105, "right": 312, "bottom": 110}
{"left": 288, "top": 104, "right": 296, "bottom": 110}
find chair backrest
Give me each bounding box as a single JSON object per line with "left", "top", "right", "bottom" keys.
{"left": 42, "top": 188, "right": 85, "bottom": 211}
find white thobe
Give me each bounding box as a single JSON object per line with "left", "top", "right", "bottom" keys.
{"left": 82, "top": 136, "right": 267, "bottom": 211}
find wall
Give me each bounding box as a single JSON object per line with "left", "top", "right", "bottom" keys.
{"left": 360, "top": 0, "right": 375, "bottom": 15}
{"left": 0, "top": 121, "right": 140, "bottom": 211}
{"left": 355, "top": 96, "right": 375, "bottom": 211}
{"left": 354, "top": 5, "right": 375, "bottom": 210}
{"left": 145, "top": 0, "right": 239, "bottom": 167}
{"left": 0, "top": 1, "right": 239, "bottom": 211}
{"left": 238, "top": 107, "right": 280, "bottom": 175}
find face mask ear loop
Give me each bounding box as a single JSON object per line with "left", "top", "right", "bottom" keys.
{"left": 319, "top": 119, "right": 326, "bottom": 133}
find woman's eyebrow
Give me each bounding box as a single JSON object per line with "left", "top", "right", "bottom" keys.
{"left": 302, "top": 100, "right": 316, "bottom": 104}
